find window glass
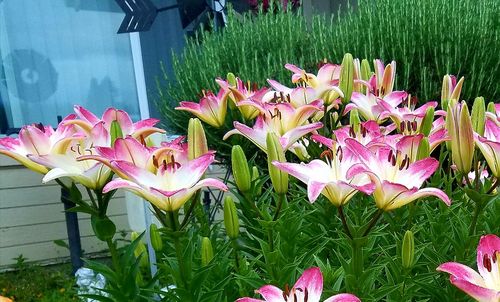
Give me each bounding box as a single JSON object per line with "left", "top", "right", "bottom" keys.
{"left": 0, "top": 0, "right": 140, "bottom": 132}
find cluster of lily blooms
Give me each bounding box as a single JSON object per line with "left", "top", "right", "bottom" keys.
{"left": 0, "top": 54, "right": 498, "bottom": 301}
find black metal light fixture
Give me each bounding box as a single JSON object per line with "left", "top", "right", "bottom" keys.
{"left": 114, "top": 0, "right": 227, "bottom": 33}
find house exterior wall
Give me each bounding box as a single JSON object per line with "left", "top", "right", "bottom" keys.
{"left": 0, "top": 157, "right": 130, "bottom": 268}
{"left": 0, "top": 156, "right": 230, "bottom": 268}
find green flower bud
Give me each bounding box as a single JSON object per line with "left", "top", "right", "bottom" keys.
{"left": 487, "top": 101, "right": 496, "bottom": 114}
{"left": 131, "top": 232, "right": 149, "bottom": 268}
{"left": 252, "top": 166, "right": 262, "bottom": 196}
{"left": 419, "top": 106, "right": 435, "bottom": 136}
{"left": 227, "top": 72, "right": 237, "bottom": 87}
{"left": 110, "top": 120, "right": 123, "bottom": 147}
{"left": 201, "top": 237, "right": 214, "bottom": 266}
{"left": 471, "top": 97, "right": 486, "bottom": 136}
{"left": 360, "top": 59, "right": 372, "bottom": 81}
{"left": 223, "top": 196, "right": 240, "bottom": 239}
{"left": 402, "top": 230, "right": 415, "bottom": 269}
{"left": 266, "top": 133, "right": 288, "bottom": 194}
{"left": 149, "top": 223, "right": 163, "bottom": 252}
{"left": 188, "top": 118, "right": 208, "bottom": 160}
{"left": 446, "top": 101, "right": 474, "bottom": 174}
{"left": 441, "top": 75, "right": 451, "bottom": 110}
{"left": 349, "top": 109, "right": 361, "bottom": 133}
{"left": 416, "top": 137, "right": 430, "bottom": 160}
{"left": 231, "top": 145, "right": 251, "bottom": 192}
{"left": 339, "top": 53, "right": 354, "bottom": 104}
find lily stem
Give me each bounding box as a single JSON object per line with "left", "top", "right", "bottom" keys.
{"left": 106, "top": 238, "right": 121, "bottom": 276}
{"left": 86, "top": 187, "right": 98, "bottom": 209}
{"left": 486, "top": 178, "right": 499, "bottom": 194}
{"left": 180, "top": 191, "right": 201, "bottom": 230}
{"left": 362, "top": 209, "right": 384, "bottom": 237}
{"left": 338, "top": 205, "right": 353, "bottom": 239}
{"left": 231, "top": 239, "right": 240, "bottom": 274}
{"left": 167, "top": 210, "right": 188, "bottom": 289}
{"left": 468, "top": 200, "right": 484, "bottom": 237}
{"left": 273, "top": 193, "right": 286, "bottom": 221}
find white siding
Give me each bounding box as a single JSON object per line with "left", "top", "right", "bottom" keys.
{"left": 0, "top": 157, "right": 230, "bottom": 268}
{"left": 0, "top": 157, "right": 130, "bottom": 267}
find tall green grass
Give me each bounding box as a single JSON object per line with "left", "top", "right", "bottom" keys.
{"left": 158, "top": 0, "right": 499, "bottom": 139}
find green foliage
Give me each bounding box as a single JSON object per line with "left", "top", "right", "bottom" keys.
{"left": 158, "top": 0, "right": 499, "bottom": 142}
{"left": 0, "top": 262, "right": 76, "bottom": 302}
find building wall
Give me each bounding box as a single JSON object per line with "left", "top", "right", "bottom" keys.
{"left": 0, "top": 156, "right": 130, "bottom": 267}
{"left": 0, "top": 157, "right": 229, "bottom": 268}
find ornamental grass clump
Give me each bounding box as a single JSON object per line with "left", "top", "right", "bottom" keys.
{"left": 159, "top": 0, "right": 499, "bottom": 162}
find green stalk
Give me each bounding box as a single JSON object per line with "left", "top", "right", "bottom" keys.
{"left": 351, "top": 238, "right": 364, "bottom": 278}
{"left": 106, "top": 238, "right": 121, "bottom": 276}
{"left": 272, "top": 193, "right": 286, "bottom": 221}
{"left": 231, "top": 239, "right": 240, "bottom": 274}
{"left": 180, "top": 191, "right": 201, "bottom": 230}
{"left": 362, "top": 209, "right": 384, "bottom": 237}
{"left": 167, "top": 210, "right": 188, "bottom": 289}
{"left": 338, "top": 205, "right": 353, "bottom": 239}
{"left": 468, "top": 200, "right": 484, "bottom": 237}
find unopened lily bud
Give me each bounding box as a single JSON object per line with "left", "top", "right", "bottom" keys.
{"left": 471, "top": 97, "right": 486, "bottom": 136}
{"left": 349, "top": 109, "right": 361, "bottom": 133}
{"left": 419, "top": 106, "right": 435, "bottom": 136}
{"left": 149, "top": 223, "right": 163, "bottom": 252}
{"left": 487, "top": 101, "right": 496, "bottom": 114}
{"left": 223, "top": 196, "right": 240, "bottom": 239}
{"left": 201, "top": 237, "right": 214, "bottom": 266}
{"left": 360, "top": 59, "right": 371, "bottom": 81}
{"left": 441, "top": 75, "right": 451, "bottom": 110}
{"left": 227, "top": 72, "right": 237, "bottom": 87}
{"left": 110, "top": 120, "right": 123, "bottom": 147}
{"left": 441, "top": 75, "right": 464, "bottom": 110}
{"left": 450, "top": 77, "right": 464, "bottom": 101}
{"left": 339, "top": 53, "right": 354, "bottom": 104}
{"left": 416, "top": 137, "right": 430, "bottom": 160}
{"left": 252, "top": 166, "right": 262, "bottom": 196}
{"left": 266, "top": 133, "right": 288, "bottom": 194}
{"left": 402, "top": 230, "right": 415, "bottom": 269}
{"left": 188, "top": 118, "right": 208, "bottom": 160}
{"left": 231, "top": 145, "right": 251, "bottom": 192}
{"left": 131, "top": 232, "right": 149, "bottom": 268}
{"left": 446, "top": 101, "right": 474, "bottom": 174}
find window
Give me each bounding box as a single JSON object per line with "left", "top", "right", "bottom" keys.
{"left": 0, "top": 0, "right": 141, "bottom": 133}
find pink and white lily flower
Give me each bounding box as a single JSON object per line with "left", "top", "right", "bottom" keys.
{"left": 437, "top": 234, "right": 500, "bottom": 302}
{"left": 237, "top": 267, "right": 360, "bottom": 302}
{"left": 78, "top": 136, "right": 185, "bottom": 180}
{"left": 380, "top": 99, "right": 446, "bottom": 132}
{"left": 176, "top": 89, "right": 229, "bottom": 128}
{"left": 263, "top": 84, "right": 319, "bottom": 108}
{"left": 216, "top": 78, "right": 269, "bottom": 120}
{"left": 29, "top": 122, "right": 113, "bottom": 190}
{"left": 346, "top": 91, "right": 408, "bottom": 122}
{"left": 345, "top": 139, "right": 451, "bottom": 211}
{"left": 102, "top": 152, "right": 227, "bottom": 211}
{"left": 223, "top": 101, "right": 323, "bottom": 153}
{"left": 65, "top": 106, "right": 164, "bottom": 140}
{"left": 266, "top": 64, "right": 343, "bottom": 107}
{"left": 273, "top": 143, "right": 374, "bottom": 206}
{"left": 475, "top": 119, "right": 500, "bottom": 177}
{"left": 0, "top": 118, "right": 80, "bottom": 174}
